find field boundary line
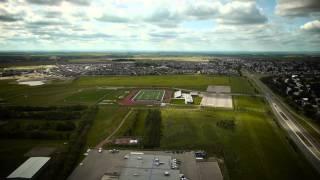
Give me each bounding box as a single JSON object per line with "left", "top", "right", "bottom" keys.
{"left": 132, "top": 90, "right": 142, "bottom": 100}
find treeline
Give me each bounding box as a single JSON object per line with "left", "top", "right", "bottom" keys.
{"left": 0, "top": 121, "right": 76, "bottom": 140}
{"left": 0, "top": 105, "right": 86, "bottom": 120}
{"left": 143, "top": 109, "right": 162, "bottom": 148}
{"left": 40, "top": 106, "right": 98, "bottom": 180}
{"left": 0, "top": 130, "right": 70, "bottom": 140}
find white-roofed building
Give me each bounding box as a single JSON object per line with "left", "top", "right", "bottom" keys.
{"left": 174, "top": 90, "right": 182, "bottom": 98}
{"left": 182, "top": 93, "right": 193, "bottom": 104}
{"left": 7, "top": 157, "right": 50, "bottom": 179}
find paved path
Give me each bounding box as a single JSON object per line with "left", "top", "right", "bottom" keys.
{"left": 95, "top": 109, "right": 133, "bottom": 148}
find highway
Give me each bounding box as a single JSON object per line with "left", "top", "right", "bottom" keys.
{"left": 244, "top": 71, "right": 320, "bottom": 173}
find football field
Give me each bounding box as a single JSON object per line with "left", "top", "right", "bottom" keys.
{"left": 133, "top": 89, "right": 165, "bottom": 101}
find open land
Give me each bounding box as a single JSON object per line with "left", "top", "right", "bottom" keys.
{"left": 0, "top": 74, "right": 319, "bottom": 180}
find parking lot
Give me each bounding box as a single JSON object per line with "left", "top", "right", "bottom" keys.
{"left": 201, "top": 94, "right": 233, "bottom": 108}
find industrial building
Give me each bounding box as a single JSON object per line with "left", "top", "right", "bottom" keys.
{"left": 119, "top": 154, "right": 180, "bottom": 180}
{"left": 68, "top": 150, "right": 223, "bottom": 180}
{"left": 7, "top": 157, "right": 50, "bottom": 180}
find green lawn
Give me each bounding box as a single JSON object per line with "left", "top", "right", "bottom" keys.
{"left": 233, "top": 96, "right": 267, "bottom": 112}
{"left": 134, "top": 89, "right": 164, "bottom": 101}
{"left": 193, "top": 96, "right": 202, "bottom": 105}
{"left": 86, "top": 106, "right": 130, "bottom": 147}
{"left": 160, "top": 109, "right": 319, "bottom": 180}
{"left": 170, "top": 98, "right": 185, "bottom": 104}
{"left": 64, "top": 88, "right": 125, "bottom": 105}
{"left": 0, "top": 80, "right": 126, "bottom": 106}
{"left": 74, "top": 75, "right": 256, "bottom": 93}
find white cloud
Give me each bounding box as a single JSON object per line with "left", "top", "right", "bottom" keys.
{"left": 276, "top": 0, "right": 320, "bottom": 17}
{"left": 301, "top": 20, "right": 320, "bottom": 32}
{"left": 217, "top": 1, "right": 267, "bottom": 25}
{"left": 0, "top": 0, "right": 318, "bottom": 51}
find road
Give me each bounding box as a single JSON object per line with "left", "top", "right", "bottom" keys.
{"left": 244, "top": 71, "right": 320, "bottom": 173}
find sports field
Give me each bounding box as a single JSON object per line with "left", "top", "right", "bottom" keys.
{"left": 133, "top": 89, "right": 164, "bottom": 101}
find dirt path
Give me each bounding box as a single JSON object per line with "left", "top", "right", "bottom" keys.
{"left": 95, "top": 109, "right": 133, "bottom": 148}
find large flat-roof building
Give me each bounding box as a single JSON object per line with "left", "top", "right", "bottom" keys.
{"left": 7, "top": 157, "right": 50, "bottom": 180}
{"left": 119, "top": 154, "right": 180, "bottom": 180}
{"left": 68, "top": 150, "right": 223, "bottom": 180}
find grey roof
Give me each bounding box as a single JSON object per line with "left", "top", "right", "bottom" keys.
{"left": 7, "top": 157, "right": 50, "bottom": 179}
{"left": 120, "top": 154, "right": 180, "bottom": 180}
{"left": 120, "top": 168, "right": 180, "bottom": 180}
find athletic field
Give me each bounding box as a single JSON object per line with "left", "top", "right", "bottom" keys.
{"left": 133, "top": 89, "right": 165, "bottom": 101}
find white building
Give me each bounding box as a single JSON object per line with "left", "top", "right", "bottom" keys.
{"left": 182, "top": 93, "right": 193, "bottom": 104}
{"left": 7, "top": 157, "right": 50, "bottom": 179}
{"left": 174, "top": 90, "right": 182, "bottom": 98}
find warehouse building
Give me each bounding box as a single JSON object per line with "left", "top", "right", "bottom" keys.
{"left": 7, "top": 157, "right": 50, "bottom": 180}
{"left": 119, "top": 154, "right": 180, "bottom": 180}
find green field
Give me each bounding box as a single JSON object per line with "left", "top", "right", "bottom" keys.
{"left": 160, "top": 109, "right": 318, "bottom": 180}
{"left": 74, "top": 75, "right": 257, "bottom": 93}
{"left": 0, "top": 75, "right": 257, "bottom": 106}
{"left": 133, "top": 89, "right": 164, "bottom": 101}
{"left": 113, "top": 96, "right": 319, "bottom": 180}
{"left": 86, "top": 106, "right": 130, "bottom": 147}
{"left": 170, "top": 98, "right": 185, "bottom": 104}
{"left": 1, "top": 75, "right": 319, "bottom": 180}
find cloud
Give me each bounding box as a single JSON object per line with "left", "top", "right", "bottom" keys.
{"left": 301, "top": 20, "right": 320, "bottom": 33}
{"left": 27, "top": 0, "right": 62, "bottom": 6}
{"left": 26, "top": 0, "right": 90, "bottom": 6}
{"left": 144, "top": 8, "right": 182, "bottom": 27}
{"left": 184, "top": 1, "right": 220, "bottom": 19}
{"left": 218, "top": 1, "right": 267, "bottom": 25}
{"left": 0, "top": 9, "right": 23, "bottom": 22}
{"left": 276, "top": 0, "right": 320, "bottom": 17}
{"left": 96, "top": 14, "right": 130, "bottom": 23}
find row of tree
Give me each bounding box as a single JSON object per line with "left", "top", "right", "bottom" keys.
{"left": 39, "top": 106, "right": 98, "bottom": 180}
{"left": 143, "top": 109, "right": 162, "bottom": 148}
{"left": 0, "top": 106, "right": 86, "bottom": 120}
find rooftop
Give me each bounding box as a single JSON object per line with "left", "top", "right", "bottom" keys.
{"left": 119, "top": 154, "right": 179, "bottom": 180}
{"left": 7, "top": 157, "right": 50, "bottom": 179}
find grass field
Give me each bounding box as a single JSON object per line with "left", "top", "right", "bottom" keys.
{"left": 170, "top": 98, "right": 185, "bottom": 104}
{"left": 160, "top": 109, "right": 319, "bottom": 180}
{"left": 233, "top": 96, "right": 267, "bottom": 112}
{"left": 1, "top": 75, "right": 319, "bottom": 180}
{"left": 0, "top": 75, "right": 257, "bottom": 106}
{"left": 113, "top": 96, "right": 319, "bottom": 180}
{"left": 74, "top": 75, "right": 257, "bottom": 93}
{"left": 133, "top": 89, "right": 164, "bottom": 101}
{"left": 86, "top": 106, "right": 130, "bottom": 147}
{"left": 0, "top": 80, "right": 126, "bottom": 106}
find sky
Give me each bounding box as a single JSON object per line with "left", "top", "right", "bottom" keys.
{"left": 0, "top": 0, "right": 319, "bottom": 52}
